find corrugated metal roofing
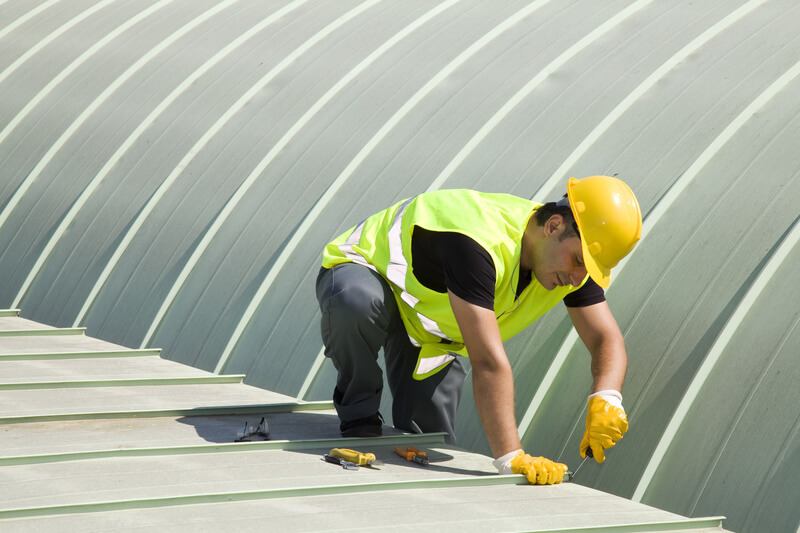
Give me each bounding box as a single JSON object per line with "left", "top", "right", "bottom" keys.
{"left": 0, "top": 311, "right": 730, "bottom": 532}
{"left": 1, "top": 1, "right": 799, "bottom": 531}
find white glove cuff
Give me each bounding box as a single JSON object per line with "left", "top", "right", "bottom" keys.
{"left": 589, "top": 389, "right": 623, "bottom": 409}
{"left": 492, "top": 449, "right": 522, "bottom": 475}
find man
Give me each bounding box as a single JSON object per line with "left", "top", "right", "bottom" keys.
{"left": 316, "top": 176, "right": 641, "bottom": 485}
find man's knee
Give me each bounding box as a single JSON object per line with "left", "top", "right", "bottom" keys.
{"left": 330, "top": 281, "right": 387, "bottom": 319}
{"left": 321, "top": 266, "right": 393, "bottom": 324}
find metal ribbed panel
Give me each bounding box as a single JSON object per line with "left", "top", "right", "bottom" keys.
{"left": 641, "top": 226, "right": 800, "bottom": 531}
{"left": 1, "top": 314, "right": 727, "bottom": 531}
{"left": 1, "top": 2, "right": 798, "bottom": 531}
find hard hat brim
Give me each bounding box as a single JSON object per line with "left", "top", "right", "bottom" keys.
{"left": 581, "top": 239, "right": 611, "bottom": 289}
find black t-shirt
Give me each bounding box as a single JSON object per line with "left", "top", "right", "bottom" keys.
{"left": 411, "top": 226, "right": 605, "bottom": 311}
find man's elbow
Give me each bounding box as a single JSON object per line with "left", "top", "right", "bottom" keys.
{"left": 604, "top": 329, "right": 626, "bottom": 354}
{"left": 469, "top": 348, "right": 512, "bottom": 375}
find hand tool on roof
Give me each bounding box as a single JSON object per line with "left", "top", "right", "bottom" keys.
{"left": 568, "top": 447, "right": 593, "bottom": 481}
{"left": 324, "top": 453, "right": 359, "bottom": 470}
{"left": 396, "top": 446, "right": 429, "bottom": 466}
{"left": 234, "top": 417, "right": 269, "bottom": 442}
{"left": 330, "top": 448, "right": 384, "bottom": 467}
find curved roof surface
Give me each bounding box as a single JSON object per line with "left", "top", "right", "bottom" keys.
{"left": 0, "top": 1, "right": 798, "bottom": 531}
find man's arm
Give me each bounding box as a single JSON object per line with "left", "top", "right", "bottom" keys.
{"left": 566, "top": 301, "right": 627, "bottom": 393}
{"left": 448, "top": 290, "right": 521, "bottom": 458}
{"left": 567, "top": 300, "right": 629, "bottom": 462}
{"left": 450, "top": 290, "right": 568, "bottom": 484}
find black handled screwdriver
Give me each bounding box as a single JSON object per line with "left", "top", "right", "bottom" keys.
{"left": 569, "top": 447, "right": 594, "bottom": 481}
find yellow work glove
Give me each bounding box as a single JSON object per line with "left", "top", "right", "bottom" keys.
{"left": 580, "top": 390, "right": 628, "bottom": 463}
{"left": 511, "top": 452, "right": 568, "bottom": 485}
{"left": 493, "top": 449, "right": 567, "bottom": 485}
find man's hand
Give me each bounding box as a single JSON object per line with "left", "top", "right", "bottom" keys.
{"left": 580, "top": 391, "right": 628, "bottom": 462}
{"left": 568, "top": 302, "right": 629, "bottom": 463}
{"left": 494, "top": 449, "right": 567, "bottom": 485}
{"left": 512, "top": 452, "right": 568, "bottom": 485}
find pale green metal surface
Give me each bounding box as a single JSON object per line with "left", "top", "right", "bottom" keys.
{"left": 0, "top": 476, "right": 532, "bottom": 521}
{"left": 0, "top": 349, "right": 161, "bottom": 360}
{"left": 0, "top": 374, "right": 246, "bottom": 390}
{"left": 0, "top": 327, "right": 85, "bottom": 336}
{"left": 528, "top": 518, "right": 727, "bottom": 533}
{"left": 0, "top": 400, "right": 335, "bottom": 425}
{"left": 0, "top": 316, "right": 728, "bottom": 532}
{"left": 2, "top": 0, "right": 796, "bottom": 530}
{"left": 0, "top": 433, "right": 448, "bottom": 467}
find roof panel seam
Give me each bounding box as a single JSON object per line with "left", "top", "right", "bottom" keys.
{"left": 213, "top": 0, "right": 557, "bottom": 375}
{"left": 72, "top": 0, "right": 314, "bottom": 328}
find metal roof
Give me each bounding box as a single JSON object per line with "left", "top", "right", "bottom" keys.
{"left": 0, "top": 311, "right": 730, "bottom": 532}
{"left": 1, "top": 1, "right": 799, "bottom": 531}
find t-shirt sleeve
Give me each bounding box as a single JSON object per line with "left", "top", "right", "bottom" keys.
{"left": 441, "top": 233, "right": 496, "bottom": 310}
{"left": 563, "top": 276, "right": 606, "bottom": 307}
{"left": 411, "top": 227, "right": 496, "bottom": 311}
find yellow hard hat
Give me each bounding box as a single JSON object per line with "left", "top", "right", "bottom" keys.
{"left": 566, "top": 176, "right": 642, "bottom": 288}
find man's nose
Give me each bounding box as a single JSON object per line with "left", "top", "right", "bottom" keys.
{"left": 570, "top": 267, "right": 587, "bottom": 286}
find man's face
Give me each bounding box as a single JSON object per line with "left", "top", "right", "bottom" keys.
{"left": 531, "top": 216, "right": 588, "bottom": 290}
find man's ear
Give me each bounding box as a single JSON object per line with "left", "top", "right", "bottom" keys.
{"left": 545, "top": 214, "right": 565, "bottom": 236}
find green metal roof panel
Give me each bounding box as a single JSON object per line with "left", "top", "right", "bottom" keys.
{"left": 640, "top": 231, "right": 800, "bottom": 531}
{"left": 1, "top": 1, "right": 798, "bottom": 531}
{"left": 0, "top": 314, "right": 729, "bottom": 532}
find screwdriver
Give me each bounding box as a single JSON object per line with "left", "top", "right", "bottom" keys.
{"left": 324, "top": 453, "right": 359, "bottom": 470}
{"left": 569, "top": 448, "right": 594, "bottom": 481}
{"left": 330, "top": 448, "right": 383, "bottom": 467}
{"left": 569, "top": 447, "right": 594, "bottom": 481}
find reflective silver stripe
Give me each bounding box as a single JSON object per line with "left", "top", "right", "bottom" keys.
{"left": 339, "top": 197, "right": 453, "bottom": 344}
{"left": 386, "top": 199, "right": 453, "bottom": 342}
{"left": 385, "top": 199, "right": 424, "bottom": 314}
{"left": 338, "top": 220, "right": 372, "bottom": 269}
{"left": 400, "top": 289, "right": 419, "bottom": 308}
{"left": 416, "top": 352, "right": 456, "bottom": 376}
{"left": 417, "top": 311, "right": 450, "bottom": 340}
{"left": 385, "top": 198, "right": 414, "bottom": 297}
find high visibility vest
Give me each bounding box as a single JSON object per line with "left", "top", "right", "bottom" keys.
{"left": 322, "top": 189, "right": 584, "bottom": 379}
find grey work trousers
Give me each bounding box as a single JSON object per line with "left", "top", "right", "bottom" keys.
{"left": 316, "top": 263, "right": 467, "bottom": 445}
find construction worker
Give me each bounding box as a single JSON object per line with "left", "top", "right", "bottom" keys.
{"left": 316, "top": 176, "right": 641, "bottom": 485}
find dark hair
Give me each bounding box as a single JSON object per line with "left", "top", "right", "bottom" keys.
{"left": 534, "top": 196, "right": 580, "bottom": 241}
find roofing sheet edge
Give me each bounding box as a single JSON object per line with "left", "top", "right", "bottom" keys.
{"left": 0, "top": 327, "right": 85, "bottom": 337}
{"left": 0, "top": 349, "right": 161, "bottom": 360}
{"left": 0, "top": 475, "right": 532, "bottom": 520}
{"left": 0, "top": 374, "right": 246, "bottom": 390}
{"left": 0, "top": 432, "right": 449, "bottom": 467}
{"left": 529, "top": 516, "right": 727, "bottom": 533}
{"left": 0, "top": 400, "right": 335, "bottom": 425}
